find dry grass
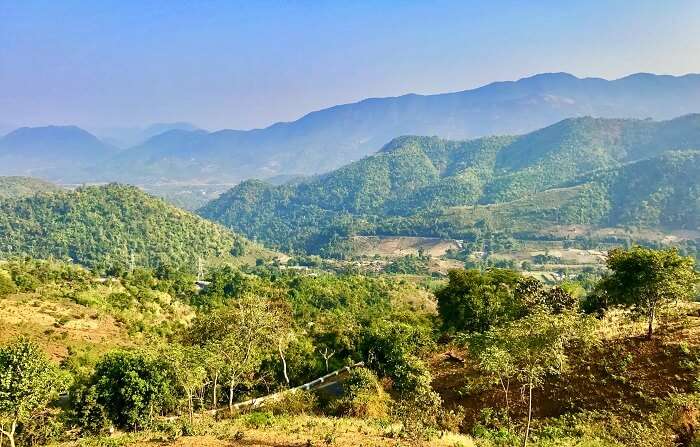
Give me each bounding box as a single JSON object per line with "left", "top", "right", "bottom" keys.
{"left": 0, "top": 293, "right": 131, "bottom": 360}
{"left": 54, "top": 415, "right": 476, "bottom": 447}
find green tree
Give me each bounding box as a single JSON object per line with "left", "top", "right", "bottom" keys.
{"left": 90, "top": 350, "right": 174, "bottom": 429}
{"left": 464, "top": 309, "right": 595, "bottom": 447}
{"left": 599, "top": 247, "right": 699, "bottom": 339}
{"left": 183, "top": 294, "right": 283, "bottom": 413}
{"left": 164, "top": 344, "right": 207, "bottom": 424}
{"left": 0, "top": 339, "right": 65, "bottom": 447}
{"left": 436, "top": 269, "right": 524, "bottom": 333}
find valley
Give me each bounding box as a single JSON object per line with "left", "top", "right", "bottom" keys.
{"left": 6, "top": 2, "right": 700, "bottom": 447}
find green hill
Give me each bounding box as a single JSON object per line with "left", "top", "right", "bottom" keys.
{"left": 199, "top": 116, "right": 700, "bottom": 253}
{"left": 0, "top": 184, "right": 268, "bottom": 271}
{"left": 0, "top": 176, "right": 63, "bottom": 200}
{"left": 442, "top": 151, "right": 700, "bottom": 233}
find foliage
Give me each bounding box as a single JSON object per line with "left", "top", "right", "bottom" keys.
{"left": 464, "top": 308, "right": 597, "bottom": 445}
{"left": 436, "top": 269, "right": 525, "bottom": 333}
{"left": 597, "top": 246, "right": 699, "bottom": 338}
{"left": 0, "top": 338, "right": 66, "bottom": 447}
{"left": 0, "top": 184, "right": 256, "bottom": 272}
{"left": 182, "top": 294, "right": 285, "bottom": 411}
{"left": 384, "top": 254, "right": 430, "bottom": 275}
{"left": 82, "top": 349, "right": 175, "bottom": 430}
{"left": 264, "top": 389, "right": 318, "bottom": 416}
{"left": 361, "top": 320, "right": 436, "bottom": 393}
{"left": 0, "top": 270, "right": 16, "bottom": 297}
{"left": 0, "top": 176, "right": 62, "bottom": 200}
{"left": 200, "top": 117, "right": 700, "bottom": 254}
{"left": 333, "top": 367, "right": 390, "bottom": 418}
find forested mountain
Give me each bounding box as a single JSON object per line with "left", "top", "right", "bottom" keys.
{"left": 0, "top": 176, "right": 63, "bottom": 200}
{"left": 0, "top": 184, "right": 265, "bottom": 271}
{"left": 0, "top": 126, "right": 118, "bottom": 179}
{"left": 199, "top": 115, "right": 700, "bottom": 253}
{"left": 81, "top": 72, "right": 700, "bottom": 184}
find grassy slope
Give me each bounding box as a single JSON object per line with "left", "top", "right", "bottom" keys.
{"left": 431, "top": 304, "right": 700, "bottom": 442}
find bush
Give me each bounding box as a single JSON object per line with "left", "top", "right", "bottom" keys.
{"left": 391, "top": 385, "right": 443, "bottom": 440}
{"left": 0, "top": 270, "right": 16, "bottom": 296}
{"left": 333, "top": 368, "right": 390, "bottom": 418}
{"left": 11, "top": 271, "right": 39, "bottom": 292}
{"left": 436, "top": 269, "right": 524, "bottom": 333}
{"left": 85, "top": 350, "right": 175, "bottom": 430}
{"left": 264, "top": 389, "right": 318, "bottom": 416}
{"left": 16, "top": 408, "right": 66, "bottom": 446}
{"left": 71, "top": 381, "right": 111, "bottom": 434}
{"left": 361, "top": 320, "right": 435, "bottom": 393}
{"left": 242, "top": 411, "right": 275, "bottom": 429}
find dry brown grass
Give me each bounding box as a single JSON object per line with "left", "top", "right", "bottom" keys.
{"left": 0, "top": 293, "right": 131, "bottom": 360}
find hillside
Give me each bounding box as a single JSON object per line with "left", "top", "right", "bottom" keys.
{"left": 0, "top": 184, "right": 269, "bottom": 272}
{"left": 0, "top": 126, "right": 118, "bottom": 179}
{"left": 77, "top": 72, "right": 700, "bottom": 184}
{"left": 199, "top": 116, "right": 700, "bottom": 253}
{"left": 0, "top": 176, "right": 63, "bottom": 200}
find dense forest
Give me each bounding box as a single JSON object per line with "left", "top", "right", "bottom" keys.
{"left": 0, "top": 184, "right": 265, "bottom": 273}
{"left": 200, "top": 115, "right": 700, "bottom": 254}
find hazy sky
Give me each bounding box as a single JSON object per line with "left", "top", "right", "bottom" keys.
{"left": 2, "top": 0, "right": 700, "bottom": 131}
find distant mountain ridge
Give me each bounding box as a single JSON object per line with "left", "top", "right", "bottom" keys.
{"left": 88, "top": 72, "right": 700, "bottom": 184}
{"left": 198, "top": 115, "right": 700, "bottom": 253}
{"left": 0, "top": 125, "right": 117, "bottom": 179}
{"left": 3, "top": 72, "right": 700, "bottom": 187}
{"left": 93, "top": 122, "right": 201, "bottom": 148}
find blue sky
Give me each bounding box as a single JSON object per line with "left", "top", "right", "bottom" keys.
{"left": 1, "top": 0, "right": 700, "bottom": 130}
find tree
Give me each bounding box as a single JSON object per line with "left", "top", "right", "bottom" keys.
{"left": 90, "top": 350, "right": 174, "bottom": 429}
{"left": 0, "top": 338, "right": 65, "bottom": 447}
{"left": 599, "top": 247, "right": 699, "bottom": 339}
{"left": 436, "top": 269, "right": 524, "bottom": 333}
{"left": 164, "top": 344, "right": 207, "bottom": 424}
{"left": 464, "top": 309, "right": 595, "bottom": 447}
{"left": 183, "top": 294, "right": 283, "bottom": 413}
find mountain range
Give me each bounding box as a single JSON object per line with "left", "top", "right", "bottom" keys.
{"left": 92, "top": 122, "right": 201, "bottom": 148}
{"left": 3, "top": 72, "right": 700, "bottom": 186}
{"left": 198, "top": 115, "right": 700, "bottom": 253}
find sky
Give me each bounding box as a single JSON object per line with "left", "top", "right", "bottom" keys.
{"left": 2, "top": 0, "right": 700, "bottom": 131}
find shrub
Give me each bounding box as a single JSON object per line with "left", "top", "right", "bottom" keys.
{"left": 242, "top": 411, "right": 275, "bottom": 429}
{"left": 333, "top": 368, "right": 390, "bottom": 418}
{"left": 85, "top": 350, "right": 175, "bottom": 430}
{"left": 15, "top": 408, "right": 66, "bottom": 446}
{"left": 0, "top": 270, "right": 16, "bottom": 297}
{"left": 264, "top": 389, "right": 318, "bottom": 416}
{"left": 391, "top": 385, "right": 443, "bottom": 440}
{"left": 436, "top": 269, "right": 524, "bottom": 333}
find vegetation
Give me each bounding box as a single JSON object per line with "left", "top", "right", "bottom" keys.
{"left": 0, "top": 184, "right": 267, "bottom": 273}
{"left": 0, "top": 245, "right": 697, "bottom": 446}
{"left": 200, "top": 116, "right": 700, "bottom": 254}
{"left": 595, "top": 246, "right": 699, "bottom": 338}
{"left": 0, "top": 177, "right": 62, "bottom": 200}
{"left": 0, "top": 339, "right": 67, "bottom": 447}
